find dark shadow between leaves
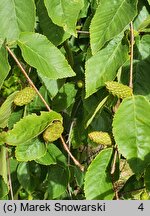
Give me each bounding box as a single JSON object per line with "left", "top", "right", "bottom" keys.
{"left": 52, "top": 92, "right": 68, "bottom": 112}
{"left": 127, "top": 152, "right": 150, "bottom": 176}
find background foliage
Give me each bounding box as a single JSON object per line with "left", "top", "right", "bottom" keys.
{"left": 0, "top": 0, "right": 150, "bottom": 200}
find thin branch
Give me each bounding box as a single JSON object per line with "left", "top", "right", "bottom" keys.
{"left": 6, "top": 46, "right": 84, "bottom": 171}
{"left": 77, "top": 30, "right": 90, "bottom": 34}
{"left": 110, "top": 147, "right": 119, "bottom": 200}
{"left": 111, "top": 173, "right": 119, "bottom": 200}
{"left": 113, "top": 99, "right": 120, "bottom": 113}
{"left": 66, "top": 119, "right": 76, "bottom": 165}
{"left": 111, "top": 147, "right": 118, "bottom": 175}
{"left": 129, "top": 21, "right": 134, "bottom": 89}
{"left": 6, "top": 46, "right": 51, "bottom": 112}
{"left": 60, "top": 136, "right": 84, "bottom": 171}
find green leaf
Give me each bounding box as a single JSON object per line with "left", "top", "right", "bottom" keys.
{"left": 0, "top": 176, "right": 8, "bottom": 199}
{"left": 74, "top": 166, "right": 84, "bottom": 187}
{"left": 120, "top": 175, "right": 144, "bottom": 199}
{"left": 85, "top": 35, "right": 129, "bottom": 98}
{"left": 0, "top": 0, "right": 35, "bottom": 42}
{"left": 84, "top": 148, "right": 114, "bottom": 200}
{"left": 35, "top": 144, "right": 67, "bottom": 166}
{"left": 35, "top": 150, "right": 56, "bottom": 166}
{"left": 0, "top": 146, "right": 9, "bottom": 198}
{"left": 134, "top": 35, "right": 150, "bottom": 100}
{"left": 47, "top": 144, "right": 67, "bottom": 165}
{"left": 113, "top": 96, "right": 150, "bottom": 174}
{"left": 0, "top": 41, "right": 11, "bottom": 89}
{"left": 85, "top": 96, "right": 109, "bottom": 128}
{"left": 90, "top": 0, "right": 138, "bottom": 54}
{"left": 37, "top": 0, "right": 70, "bottom": 46}
{"left": 38, "top": 72, "right": 65, "bottom": 99}
{"left": 90, "top": 0, "right": 100, "bottom": 12}
{"left": 18, "top": 32, "right": 75, "bottom": 80}
{"left": 44, "top": 0, "right": 84, "bottom": 36}
{"left": 138, "top": 16, "right": 150, "bottom": 32}
{"left": 47, "top": 165, "right": 69, "bottom": 199}
{"left": 5, "top": 111, "right": 62, "bottom": 146}
{"left": 15, "top": 138, "right": 46, "bottom": 162}
{"left": 83, "top": 89, "right": 108, "bottom": 127}
{"left": 89, "top": 107, "right": 113, "bottom": 134}
{"left": 0, "top": 146, "right": 7, "bottom": 184}
{"left": 78, "top": 0, "right": 90, "bottom": 19}
{"left": 26, "top": 86, "right": 50, "bottom": 112}
{"left": 8, "top": 108, "right": 23, "bottom": 130}
{"left": 134, "top": 1, "right": 150, "bottom": 31}
{"left": 17, "top": 162, "right": 46, "bottom": 193}
{"left": 144, "top": 165, "right": 150, "bottom": 192}
{"left": 52, "top": 83, "right": 77, "bottom": 112}
{"left": 0, "top": 132, "right": 7, "bottom": 145}
{"left": 9, "top": 158, "right": 20, "bottom": 196}
{"left": 0, "top": 92, "right": 18, "bottom": 128}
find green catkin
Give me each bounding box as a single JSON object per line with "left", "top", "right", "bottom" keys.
{"left": 43, "top": 121, "right": 64, "bottom": 142}
{"left": 88, "top": 131, "right": 112, "bottom": 146}
{"left": 105, "top": 81, "right": 132, "bottom": 99}
{"left": 14, "top": 87, "right": 36, "bottom": 106}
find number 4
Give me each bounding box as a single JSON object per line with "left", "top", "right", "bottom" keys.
{"left": 138, "top": 203, "right": 144, "bottom": 211}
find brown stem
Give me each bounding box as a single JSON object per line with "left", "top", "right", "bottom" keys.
{"left": 113, "top": 99, "right": 120, "bottom": 113}
{"left": 6, "top": 46, "right": 51, "bottom": 112}
{"left": 111, "top": 147, "right": 119, "bottom": 200}
{"left": 60, "top": 136, "right": 84, "bottom": 171}
{"left": 129, "top": 21, "right": 134, "bottom": 89}
{"left": 6, "top": 46, "right": 84, "bottom": 171}
{"left": 111, "top": 174, "right": 119, "bottom": 200}
{"left": 111, "top": 147, "right": 118, "bottom": 175}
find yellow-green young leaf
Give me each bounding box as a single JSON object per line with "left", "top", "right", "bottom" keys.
{"left": 0, "top": 0, "right": 35, "bottom": 42}
{"left": 0, "top": 92, "right": 18, "bottom": 128}
{"left": 113, "top": 95, "right": 150, "bottom": 174}
{"left": 105, "top": 81, "right": 132, "bottom": 99}
{"left": 44, "top": 0, "right": 84, "bottom": 36}
{"left": 85, "top": 35, "right": 128, "bottom": 98}
{"left": 88, "top": 131, "right": 112, "bottom": 146}
{"left": 0, "top": 146, "right": 9, "bottom": 198}
{"left": 5, "top": 111, "right": 62, "bottom": 146}
{"left": 0, "top": 132, "right": 7, "bottom": 146}
{"left": 18, "top": 33, "right": 75, "bottom": 80}
{"left": 15, "top": 138, "right": 46, "bottom": 162}
{"left": 90, "top": 0, "right": 138, "bottom": 54}
{"left": 14, "top": 87, "right": 36, "bottom": 106}
{"left": 0, "top": 41, "right": 11, "bottom": 89}
{"left": 140, "top": 191, "right": 150, "bottom": 200}
{"left": 84, "top": 148, "right": 114, "bottom": 200}
{"left": 43, "top": 121, "right": 64, "bottom": 142}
